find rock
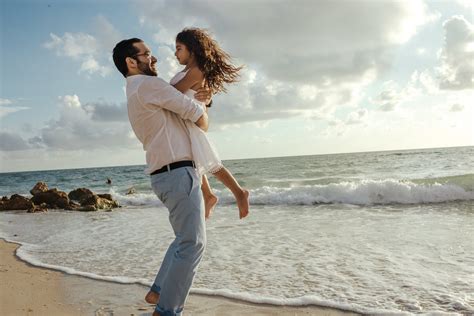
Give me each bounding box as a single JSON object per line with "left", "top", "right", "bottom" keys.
{"left": 76, "top": 205, "right": 98, "bottom": 212}
{"left": 125, "top": 187, "right": 136, "bottom": 195}
{"left": 82, "top": 195, "right": 119, "bottom": 210}
{"left": 31, "top": 189, "right": 71, "bottom": 210}
{"left": 28, "top": 203, "right": 48, "bottom": 213}
{"left": 30, "top": 182, "right": 49, "bottom": 196}
{"left": 98, "top": 193, "right": 113, "bottom": 201}
{"left": 69, "top": 188, "right": 94, "bottom": 204}
{"left": 2, "top": 185, "right": 119, "bottom": 213}
{"left": 0, "top": 194, "right": 34, "bottom": 211}
{"left": 69, "top": 200, "right": 81, "bottom": 208}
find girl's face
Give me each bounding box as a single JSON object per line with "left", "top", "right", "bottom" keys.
{"left": 175, "top": 42, "right": 192, "bottom": 65}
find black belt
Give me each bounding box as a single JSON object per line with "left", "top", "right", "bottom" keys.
{"left": 150, "top": 160, "right": 195, "bottom": 175}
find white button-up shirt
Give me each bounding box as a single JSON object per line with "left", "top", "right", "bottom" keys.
{"left": 126, "top": 74, "right": 205, "bottom": 174}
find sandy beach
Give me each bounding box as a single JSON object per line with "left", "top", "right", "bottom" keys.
{"left": 0, "top": 239, "right": 359, "bottom": 316}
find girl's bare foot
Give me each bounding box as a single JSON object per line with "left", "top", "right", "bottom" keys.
{"left": 145, "top": 291, "right": 160, "bottom": 305}
{"left": 204, "top": 194, "right": 218, "bottom": 220}
{"left": 237, "top": 189, "right": 250, "bottom": 219}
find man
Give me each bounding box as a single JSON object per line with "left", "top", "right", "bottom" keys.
{"left": 113, "top": 38, "right": 211, "bottom": 316}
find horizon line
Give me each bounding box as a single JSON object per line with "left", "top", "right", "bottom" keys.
{"left": 0, "top": 144, "right": 472, "bottom": 174}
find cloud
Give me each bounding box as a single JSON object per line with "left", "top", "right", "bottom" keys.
{"left": 373, "top": 87, "right": 401, "bottom": 112}
{"left": 137, "top": 0, "right": 431, "bottom": 86}
{"left": 453, "top": 0, "right": 474, "bottom": 9}
{"left": 346, "top": 108, "right": 369, "bottom": 125}
{"left": 43, "top": 16, "right": 121, "bottom": 77}
{"left": 0, "top": 132, "right": 30, "bottom": 151}
{"left": 209, "top": 69, "right": 360, "bottom": 127}
{"left": 370, "top": 71, "right": 436, "bottom": 112}
{"left": 6, "top": 95, "right": 138, "bottom": 151}
{"left": 0, "top": 98, "right": 13, "bottom": 105}
{"left": 44, "top": 32, "right": 99, "bottom": 58}
{"left": 79, "top": 56, "right": 111, "bottom": 76}
{"left": 133, "top": 0, "right": 433, "bottom": 127}
{"left": 0, "top": 105, "right": 29, "bottom": 119}
{"left": 93, "top": 15, "right": 123, "bottom": 53}
{"left": 83, "top": 101, "right": 128, "bottom": 122}
{"left": 437, "top": 15, "right": 474, "bottom": 90}
{"left": 449, "top": 103, "right": 464, "bottom": 112}
{"left": 0, "top": 99, "right": 30, "bottom": 119}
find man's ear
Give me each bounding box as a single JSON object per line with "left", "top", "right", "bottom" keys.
{"left": 125, "top": 57, "right": 137, "bottom": 70}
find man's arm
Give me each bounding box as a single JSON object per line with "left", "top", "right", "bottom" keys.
{"left": 138, "top": 77, "right": 206, "bottom": 129}
{"left": 172, "top": 68, "right": 203, "bottom": 93}
{"left": 195, "top": 112, "right": 209, "bottom": 132}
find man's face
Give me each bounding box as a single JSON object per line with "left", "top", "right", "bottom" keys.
{"left": 132, "top": 42, "right": 158, "bottom": 76}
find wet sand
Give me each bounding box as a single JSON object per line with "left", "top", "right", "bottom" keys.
{"left": 0, "top": 239, "right": 359, "bottom": 315}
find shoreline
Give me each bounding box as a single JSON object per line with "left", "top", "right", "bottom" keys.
{"left": 0, "top": 239, "right": 360, "bottom": 315}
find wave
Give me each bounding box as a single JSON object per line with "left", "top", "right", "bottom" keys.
{"left": 3, "top": 238, "right": 463, "bottom": 315}
{"left": 112, "top": 177, "right": 474, "bottom": 206}
{"left": 0, "top": 238, "right": 405, "bottom": 315}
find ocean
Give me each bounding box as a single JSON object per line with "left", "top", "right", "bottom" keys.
{"left": 0, "top": 146, "right": 473, "bottom": 315}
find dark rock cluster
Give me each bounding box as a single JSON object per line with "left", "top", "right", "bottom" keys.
{"left": 0, "top": 182, "right": 120, "bottom": 213}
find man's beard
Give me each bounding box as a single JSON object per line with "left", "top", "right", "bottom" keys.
{"left": 138, "top": 61, "right": 157, "bottom": 76}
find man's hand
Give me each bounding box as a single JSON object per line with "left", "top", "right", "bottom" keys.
{"left": 194, "top": 86, "right": 212, "bottom": 106}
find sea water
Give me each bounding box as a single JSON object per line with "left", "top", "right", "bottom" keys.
{"left": 0, "top": 146, "right": 473, "bottom": 315}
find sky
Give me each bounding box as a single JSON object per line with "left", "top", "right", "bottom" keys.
{"left": 0, "top": 0, "right": 473, "bottom": 173}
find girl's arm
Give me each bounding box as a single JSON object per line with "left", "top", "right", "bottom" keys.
{"left": 172, "top": 67, "right": 205, "bottom": 93}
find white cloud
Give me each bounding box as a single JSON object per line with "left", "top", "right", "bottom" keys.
{"left": 374, "top": 88, "right": 400, "bottom": 112}
{"left": 0, "top": 99, "right": 29, "bottom": 119}
{"left": 416, "top": 48, "right": 426, "bottom": 55}
{"left": 154, "top": 45, "right": 181, "bottom": 81}
{"left": 0, "top": 98, "right": 13, "bottom": 105}
{"left": 79, "top": 56, "right": 111, "bottom": 77}
{"left": 9, "top": 95, "right": 138, "bottom": 151}
{"left": 43, "top": 16, "right": 121, "bottom": 77}
{"left": 437, "top": 15, "right": 474, "bottom": 90}
{"left": 346, "top": 108, "right": 369, "bottom": 125}
{"left": 370, "top": 70, "right": 438, "bottom": 112}
{"left": 134, "top": 0, "right": 434, "bottom": 128}
{"left": 0, "top": 105, "right": 30, "bottom": 119}
{"left": 137, "top": 0, "right": 431, "bottom": 86}
{"left": 453, "top": 0, "right": 474, "bottom": 9}
{"left": 44, "top": 32, "right": 99, "bottom": 59}
{"left": 449, "top": 103, "right": 464, "bottom": 112}
{"left": 58, "top": 95, "right": 81, "bottom": 108}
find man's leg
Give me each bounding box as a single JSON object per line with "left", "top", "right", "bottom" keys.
{"left": 146, "top": 239, "right": 178, "bottom": 304}
{"left": 152, "top": 167, "right": 205, "bottom": 316}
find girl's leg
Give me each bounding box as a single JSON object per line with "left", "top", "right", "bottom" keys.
{"left": 212, "top": 167, "right": 249, "bottom": 219}
{"left": 201, "top": 174, "right": 218, "bottom": 219}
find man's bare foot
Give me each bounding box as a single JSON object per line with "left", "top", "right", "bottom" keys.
{"left": 237, "top": 189, "right": 250, "bottom": 219}
{"left": 145, "top": 291, "right": 160, "bottom": 305}
{"left": 204, "top": 194, "right": 218, "bottom": 220}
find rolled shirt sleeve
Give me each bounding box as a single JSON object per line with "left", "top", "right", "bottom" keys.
{"left": 138, "top": 77, "right": 204, "bottom": 123}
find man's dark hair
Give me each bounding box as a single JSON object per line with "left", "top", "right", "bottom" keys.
{"left": 112, "top": 38, "right": 143, "bottom": 78}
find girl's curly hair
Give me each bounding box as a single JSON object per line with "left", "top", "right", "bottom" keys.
{"left": 176, "top": 28, "right": 242, "bottom": 94}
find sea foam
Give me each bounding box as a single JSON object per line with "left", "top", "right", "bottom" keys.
{"left": 112, "top": 179, "right": 474, "bottom": 207}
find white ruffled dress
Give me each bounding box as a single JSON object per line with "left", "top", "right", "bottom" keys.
{"left": 170, "top": 70, "right": 223, "bottom": 177}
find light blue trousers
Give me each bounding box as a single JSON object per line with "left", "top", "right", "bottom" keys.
{"left": 150, "top": 166, "right": 206, "bottom": 316}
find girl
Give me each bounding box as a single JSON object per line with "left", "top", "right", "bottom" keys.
{"left": 170, "top": 27, "right": 249, "bottom": 220}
